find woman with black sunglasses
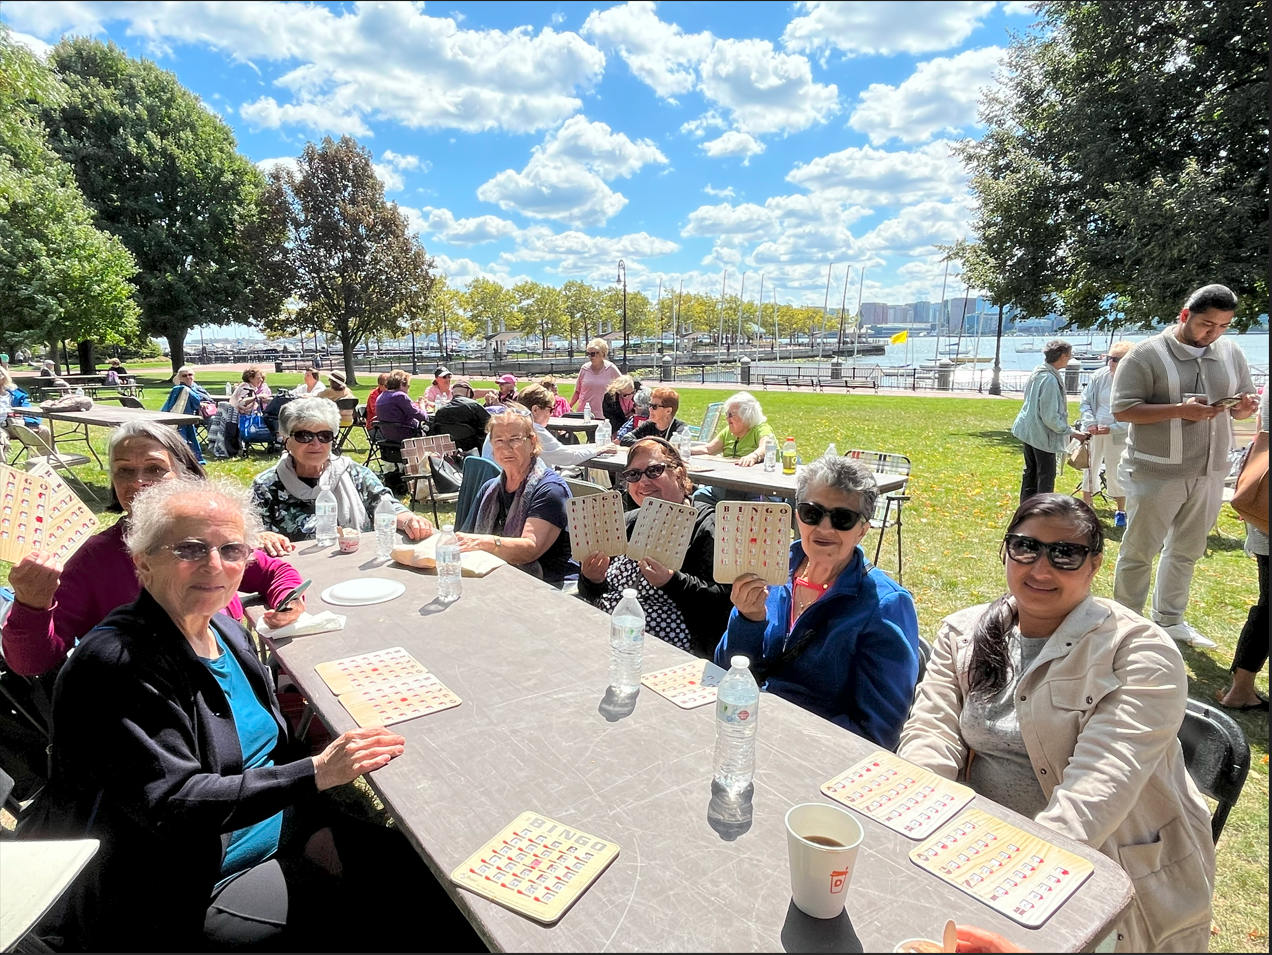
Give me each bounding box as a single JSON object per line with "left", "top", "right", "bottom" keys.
{"left": 900, "top": 494, "right": 1215, "bottom": 952}
{"left": 714, "top": 455, "right": 921, "bottom": 749}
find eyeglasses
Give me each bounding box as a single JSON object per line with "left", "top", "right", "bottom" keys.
{"left": 796, "top": 501, "right": 863, "bottom": 531}
{"left": 289, "top": 429, "right": 335, "bottom": 444}
{"left": 649, "top": 402, "right": 670, "bottom": 410}
{"left": 1108, "top": 356, "right": 1121, "bottom": 363}
{"left": 586, "top": 351, "right": 600, "bottom": 357}
{"left": 161, "top": 539, "right": 253, "bottom": 563}
{"left": 491, "top": 435, "right": 529, "bottom": 449}
{"left": 724, "top": 410, "right": 740, "bottom": 419}
{"left": 622, "top": 463, "right": 669, "bottom": 484}
{"left": 1001, "top": 533, "right": 1097, "bottom": 571}
{"left": 619, "top": 391, "right": 634, "bottom": 398}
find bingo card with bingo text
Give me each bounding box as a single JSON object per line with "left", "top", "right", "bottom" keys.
{"left": 641, "top": 659, "right": 726, "bottom": 709}
{"left": 566, "top": 491, "right": 627, "bottom": 563}
{"left": 821, "top": 751, "right": 974, "bottom": 840}
{"left": 712, "top": 502, "right": 791, "bottom": 585}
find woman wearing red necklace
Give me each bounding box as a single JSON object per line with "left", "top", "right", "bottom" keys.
{"left": 715, "top": 454, "right": 921, "bottom": 749}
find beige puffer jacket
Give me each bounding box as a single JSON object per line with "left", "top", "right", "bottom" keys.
{"left": 899, "top": 596, "right": 1215, "bottom": 953}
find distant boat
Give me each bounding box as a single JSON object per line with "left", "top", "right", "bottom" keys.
{"left": 1015, "top": 339, "right": 1038, "bottom": 352}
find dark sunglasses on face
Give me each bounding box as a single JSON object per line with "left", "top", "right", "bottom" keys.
{"left": 1001, "top": 533, "right": 1096, "bottom": 571}
{"left": 649, "top": 402, "right": 669, "bottom": 410}
{"left": 796, "top": 501, "right": 863, "bottom": 531}
{"left": 622, "top": 463, "right": 669, "bottom": 484}
{"left": 162, "top": 539, "right": 253, "bottom": 563}
{"left": 586, "top": 350, "right": 600, "bottom": 357}
{"left": 290, "top": 429, "right": 335, "bottom": 444}
{"left": 1108, "top": 356, "right": 1121, "bottom": 363}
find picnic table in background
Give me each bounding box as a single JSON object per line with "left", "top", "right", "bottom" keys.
{"left": 19, "top": 404, "right": 201, "bottom": 467}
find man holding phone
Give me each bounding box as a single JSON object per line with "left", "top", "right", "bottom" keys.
{"left": 1111, "top": 284, "right": 1258, "bottom": 647}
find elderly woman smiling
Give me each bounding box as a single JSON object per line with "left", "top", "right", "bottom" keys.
{"left": 250, "top": 396, "right": 431, "bottom": 542}
{"left": 44, "top": 479, "right": 409, "bottom": 950}
{"left": 715, "top": 454, "right": 920, "bottom": 749}
{"left": 458, "top": 409, "right": 575, "bottom": 586}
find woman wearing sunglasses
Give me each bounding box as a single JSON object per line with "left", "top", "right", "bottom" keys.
{"left": 578, "top": 438, "right": 731, "bottom": 656}
{"left": 715, "top": 455, "right": 920, "bottom": 748}
{"left": 571, "top": 337, "right": 621, "bottom": 415}
{"left": 249, "top": 396, "right": 432, "bottom": 542}
{"left": 899, "top": 494, "right": 1214, "bottom": 952}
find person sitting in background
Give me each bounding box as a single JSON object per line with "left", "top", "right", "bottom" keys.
{"left": 104, "top": 357, "right": 129, "bottom": 385}
{"left": 1079, "top": 341, "right": 1132, "bottom": 524}
{"left": 1011, "top": 339, "right": 1079, "bottom": 502}
{"left": 250, "top": 397, "right": 431, "bottom": 542}
{"left": 615, "top": 387, "right": 651, "bottom": 444}
{"left": 36, "top": 360, "right": 56, "bottom": 382}
{"left": 364, "top": 372, "right": 389, "bottom": 426}
{"left": 580, "top": 437, "right": 731, "bottom": 656}
{"left": 0, "top": 365, "right": 55, "bottom": 450}
{"left": 424, "top": 365, "right": 454, "bottom": 409}
{"left": 230, "top": 366, "right": 272, "bottom": 415}
{"left": 315, "top": 369, "right": 355, "bottom": 425}
{"left": 430, "top": 390, "right": 491, "bottom": 455}
{"left": 458, "top": 409, "right": 575, "bottom": 587}
{"left": 160, "top": 365, "right": 215, "bottom": 464}
{"left": 690, "top": 391, "right": 776, "bottom": 504}
{"left": 2, "top": 420, "right": 304, "bottom": 679}
{"left": 620, "top": 386, "right": 689, "bottom": 446}
{"left": 899, "top": 494, "right": 1215, "bottom": 952}
{"left": 374, "top": 369, "right": 428, "bottom": 443}
{"left": 716, "top": 454, "right": 920, "bottom": 748}
{"left": 602, "top": 374, "right": 637, "bottom": 434}
{"left": 486, "top": 374, "right": 518, "bottom": 408}
{"left": 571, "top": 338, "right": 621, "bottom": 416}
{"left": 293, "top": 365, "right": 323, "bottom": 397}
{"left": 514, "top": 384, "right": 615, "bottom": 468}
{"left": 539, "top": 376, "right": 572, "bottom": 417}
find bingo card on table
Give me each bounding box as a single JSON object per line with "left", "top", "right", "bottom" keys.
{"left": 627, "top": 496, "right": 698, "bottom": 571}
{"left": 909, "top": 808, "right": 1094, "bottom": 928}
{"left": 0, "top": 463, "right": 98, "bottom": 565}
{"left": 451, "top": 811, "right": 620, "bottom": 924}
{"left": 712, "top": 502, "right": 791, "bottom": 585}
{"left": 821, "top": 751, "right": 974, "bottom": 840}
{"left": 337, "top": 670, "right": 461, "bottom": 727}
{"left": 566, "top": 491, "right": 627, "bottom": 563}
{"left": 641, "top": 659, "right": 726, "bottom": 709}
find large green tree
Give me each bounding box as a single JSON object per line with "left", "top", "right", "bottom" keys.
{"left": 44, "top": 38, "right": 286, "bottom": 371}
{"left": 961, "top": 1, "right": 1267, "bottom": 329}
{"left": 0, "top": 29, "right": 138, "bottom": 367}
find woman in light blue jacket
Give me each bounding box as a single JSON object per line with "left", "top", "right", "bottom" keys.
{"left": 1010, "top": 339, "right": 1080, "bottom": 502}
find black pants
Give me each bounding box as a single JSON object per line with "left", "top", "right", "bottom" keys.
{"left": 1232, "top": 553, "right": 1269, "bottom": 674}
{"left": 1020, "top": 442, "right": 1057, "bottom": 502}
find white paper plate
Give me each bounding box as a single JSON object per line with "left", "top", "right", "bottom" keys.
{"left": 320, "top": 577, "right": 406, "bottom": 607}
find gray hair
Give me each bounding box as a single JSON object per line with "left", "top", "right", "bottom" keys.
{"left": 175, "top": 365, "right": 195, "bottom": 378}
{"left": 633, "top": 388, "right": 652, "bottom": 414}
{"left": 124, "top": 477, "right": 262, "bottom": 556}
{"left": 796, "top": 454, "right": 878, "bottom": 520}
{"left": 724, "top": 391, "right": 765, "bottom": 430}
{"left": 279, "top": 396, "right": 340, "bottom": 437}
{"left": 108, "top": 420, "right": 205, "bottom": 478}
{"left": 1043, "top": 339, "right": 1071, "bottom": 364}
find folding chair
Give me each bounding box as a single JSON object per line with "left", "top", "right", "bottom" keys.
{"left": 402, "top": 436, "right": 460, "bottom": 525}
{"left": 845, "top": 449, "right": 912, "bottom": 584}
{"left": 333, "top": 397, "right": 369, "bottom": 455}
{"left": 10, "top": 427, "right": 99, "bottom": 501}
{"left": 1178, "top": 698, "right": 1251, "bottom": 843}
{"left": 455, "top": 455, "right": 501, "bottom": 531}
{"left": 118, "top": 395, "right": 145, "bottom": 409}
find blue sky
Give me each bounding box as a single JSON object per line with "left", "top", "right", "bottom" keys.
{"left": 6, "top": 1, "right": 1039, "bottom": 307}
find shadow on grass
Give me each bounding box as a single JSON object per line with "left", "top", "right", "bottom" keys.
{"left": 1179, "top": 639, "right": 1269, "bottom": 755}
{"left": 1207, "top": 533, "right": 1252, "bottom": 554}
{"left": 966, "top": 430, "right": 1021, "bottom": 449}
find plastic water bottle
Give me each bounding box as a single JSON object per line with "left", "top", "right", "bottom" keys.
{"left": 315, "top": 487, "right": 337, "bottom": 547}
{"left": 74, "top": 386, "right": 84, "bottom": 397}
{"left": 583, "top": 401, "right": 594, "bottom": 422}
{"left": 436, "top": 524, "right": 462, "bottom": 603}
{"left": 713, "top": 655, "right": 760, "bottom": 794}
{"left": 609, "top": 588, "right": 645, "bottom": 695}
{"left": 781, "top": 436, "right": 797, "bottom": 475}
{"left": 825, "top": 441, "right": 838, "bottom": 459}
{"left": 374, "top": 495, "right": 397, "bottom": 558}
{"left": 763, "top": 435, "right": 777, "bottom": 472}
{"left": 225, "top": 381, "right": 233, "bottom": 396}
{"left": 594, "top": 419, "right": 612, "bottom": 446}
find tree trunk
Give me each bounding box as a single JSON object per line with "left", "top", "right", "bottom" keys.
{"left": 342, "top": 336, "right": 358, "bottom": 388}
{"left": 76, "top": 340, "right": 96, "bottom": 375}
{"left": 166, "top": 333, "right": 186, "bottom": 376}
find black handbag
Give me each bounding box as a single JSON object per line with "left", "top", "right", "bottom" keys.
{"left": 427, "top": 453, "right": 464, "bottom": 493}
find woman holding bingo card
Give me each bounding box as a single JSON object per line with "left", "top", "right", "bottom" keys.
{"left": 3, "top": 420, "right": 304, "bottom": 679}
{"left": 578, "top": 437, "right": 732, "bottom": 656}
{"left": 899, "top": 494, "right": 1215, "bottom": 953}
{"left": 714, "top": 455, "right": 920, "bottom": 748}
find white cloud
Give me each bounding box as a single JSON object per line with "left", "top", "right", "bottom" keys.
{"left": 581, "top": 0, "right": 712, "bottom": 100}
{"left": 239, "top": 96, "right": 370, "bottom": 136}
{"left": 700, "top": 131, "right": 766, "bottom": 164}
{"left": 9, "top": 30, "right": 52, "bottom": 56}
{"left": 849, "top": 47, "right": 1004, "bottom": 144}
{"left": 418, "top": 207, "right": 521, "bottom": 245}
{"left": 1002, "top": 2, "right": 1037, "bottom": 15}
{"left": 698, "top": 38, "right": 839, "bottom": 135}
{"left": 786, "top": 140, "right": 968, "bottom": 206}
{"left": 372, "top": 151, "right": 428, "bottom": 192}
{"left": 858, "top": 200, "right": 973, "bottom": 255}
{"left": 381, "top": 150, "right": 422, "bottom": 171}
{"left": 541, "top": 115, "right": 667, "bottom": 179}
{"left": 255, "top": 156, "right": 300, "bottom": 177}
{"left": 783, "top": 1, "right": 997, "bottom": 56}
{"left": 680, "top": 111, "right": 728, "bottom": 138}
{"left": 501, "top": 229, "right": 680, "bottom": 279}
{"left": 703, "top": 184, "right": 736, "bottom": 198}
{"left": 682, "top": 203, "right": 777, "bottom": 240}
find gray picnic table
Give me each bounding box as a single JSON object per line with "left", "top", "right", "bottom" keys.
{"left": 20, "top": 404, "right": 201, "bottom": 467}
{"left": 260, "top": 549, "right": 1132, "bottom": 953}
{"left": 547, "top": 417, "right": 600, "bottom": 439}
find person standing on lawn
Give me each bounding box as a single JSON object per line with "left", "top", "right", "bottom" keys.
{"left": 1079, "top": 341, "right": 1133, "bottom": 524}
{"left": 1011, "top": 339, "right": 1080, "bottom": 502}
{"left": 1111, "top": 284, "right": 1258, "bottom": 649}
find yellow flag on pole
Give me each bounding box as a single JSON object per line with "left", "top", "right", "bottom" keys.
{"left": 890, "top": 330, "right": 908, "bottom": 345}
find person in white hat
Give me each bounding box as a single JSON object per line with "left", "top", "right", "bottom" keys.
{"left": 423, "top": 365, "right": 453, "bottom": 411}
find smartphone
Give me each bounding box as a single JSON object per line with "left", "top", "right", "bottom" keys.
{"left": 1210, "top": 396, "right": 1243, "bottom": 410}
{"left": 275, "top": 579, "right": 311, "bottom": 611}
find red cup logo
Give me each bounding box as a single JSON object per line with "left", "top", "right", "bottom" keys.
{"left": 829, "top": 869, "right": 849, "bottom": 894}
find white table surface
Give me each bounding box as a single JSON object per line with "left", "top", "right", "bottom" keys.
{"left": 0, "top": 839, "right": 99, "bottom": 951}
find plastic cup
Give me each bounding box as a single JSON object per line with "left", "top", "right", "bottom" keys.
{"left": 337, "top": 527, "right": 361, "bottom": 553}
{"left": 894, "top": 939, "right": 944, "bottom": 953}
{"left": 785, "top": 803, "right": 864, "bottom": 919}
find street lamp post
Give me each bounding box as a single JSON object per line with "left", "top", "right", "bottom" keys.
{"left": 617, "top": 260, "right": 628, "bottom": 373}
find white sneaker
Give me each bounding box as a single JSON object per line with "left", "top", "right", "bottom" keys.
{"left": 1163, "top": 622, "right": 1218, "bottom": 649}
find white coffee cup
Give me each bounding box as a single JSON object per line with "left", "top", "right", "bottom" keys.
{"left": 785, "top": 802, "right": 864, "bottom": 919}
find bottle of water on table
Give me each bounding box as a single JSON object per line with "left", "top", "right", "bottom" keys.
{"left": 609, "top": 588, "right": 645, "bottom": 695}
{"left": 583, "top": 401, "right": 593, "bottom": 422}
{"left": 374, "top": 495, "right": 397, "bottom": 558}
{"left": 763, "top": 435, "right": 777, "bottom": 472}
{"left": 315, "top": 487, "right": 337, "bottom": 547}
{"left": 594, "top": 419, "right": 611, "bottom": 447}
{"left": 436, "top": 524, "right": 462, "bottom": 604}
{"left": 713, "top": 655, "right": 759, "bottom": 794}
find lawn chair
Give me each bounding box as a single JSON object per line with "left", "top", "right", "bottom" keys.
{"left": 455, "top": 455, "right": 501, "bottom": 531}
{"left": 118, "top": 395, "right": 145, "bottom": 409}
{"left": 696, "top": 402, "right": 724, "bottom": 444}
{"left": 334, "top": 397, "right": 369, "bottom": 454}
{"left": 845, "top": 449, "right": 912, "bottom": 584}
{"left": 1177, "top": 698, "right": 1251, "bottom": 843}
{"left": 402, "top": 435, "right": 460, "bottom": 525}
{"left": 566, "top": 477, "right": 608, "bottom": 498}
{"left": 10, "top": 426, "right": 99, "bottom": 501}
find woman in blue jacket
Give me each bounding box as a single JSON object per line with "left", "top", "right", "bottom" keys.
{"left": 716, "top": 454, "right": 920, "bottom": 749}
{"left": 160, "top": 365, "right": 214, "bottom": 463}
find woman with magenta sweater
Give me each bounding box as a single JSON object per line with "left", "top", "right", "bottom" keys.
{"left": 2, "top": 420, "right": 304, "bottom": 678}
{"left": 715, "top": 454, "right": 920, "bottom": 749}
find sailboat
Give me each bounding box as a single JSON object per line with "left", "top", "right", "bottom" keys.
{"left": 1015, "top": 338, "right": 1038, "bottom": 353}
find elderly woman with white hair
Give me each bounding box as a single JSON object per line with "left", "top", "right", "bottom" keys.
{"left": 160, "top": 365, "right": 215, "bottom": 464}
{"left": 250, "top": 396, "right": 432, "bottom": 542}
{"left": 689, "top": 390, "right": 777, "bottom": 504}
{"left": 571, "top": 336, "right": 621, "bottom": 416}
{"left": 715, "top": 454, "right": 920, "bottom": 749}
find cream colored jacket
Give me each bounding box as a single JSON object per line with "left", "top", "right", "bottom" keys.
{"left": 899, "top": 597, "right": 1215, "bottom": 953}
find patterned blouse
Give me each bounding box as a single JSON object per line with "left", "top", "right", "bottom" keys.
{"left": 249, "top": 461, "right": 406, "bottom": 541}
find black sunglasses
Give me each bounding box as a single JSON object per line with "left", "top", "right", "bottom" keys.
{"left": 622, "top": 463, "right": 669, "bottom": 484}
{"left": 1001, "top": 534, "right": 1097, "bottom": 571}
{"left": 161, "top": 539, "right": 253, "bottom": 563}
{"left": 290, "top": 429, "right": 335, "bottom": 444}
{"left": 796, "top": 501, "right": 863, "bottom": 531}
{"left": 586, "top": 350, "right": 600, "bottom": 357}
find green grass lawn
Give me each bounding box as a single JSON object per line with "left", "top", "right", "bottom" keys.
{"left": 6, "top": 370, "right": 1267, "bottom": 951}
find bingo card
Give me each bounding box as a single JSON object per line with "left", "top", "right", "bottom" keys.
{"left": 314, "top": 646, "right": 429, "bottom": 696}
{"left": 627, "top": 496, "right": 698, "bottom": 571}
{"left": 909, "top": 808, "right": 1094, "bottom": 928}
{"left": 640, "top": 659, "right": 726, "bottom": 709}
{"left": 451, "top": 811, "right": 620, "bottom": 924}
{"left": 337, "top": 670, "right": 461, "bottom": 727}
{"left": 821, "top": 751, "right": 974, "bottom": 840}
{"left": 0, "top": 463, "right": 98, "bottom": 565}
{"left": 566, "top": 491, "right": 627, "bottom": 563}
{"left": 712, "top": 501, "right": 791, "bottom": 585}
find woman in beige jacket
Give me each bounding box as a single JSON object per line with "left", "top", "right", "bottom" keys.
{"left": 899, "top": 494, "right": 1214, "bottom": 953}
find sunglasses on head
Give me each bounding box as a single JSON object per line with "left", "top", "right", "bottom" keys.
{"left": 796, "top": 501, "right": 862, "bottom": 531}
{"left": 290, "top": 429, "right": 334, "bottom": 444}
{"left": 162, "top": 539, "right": 253, "bottom": 563}
{"left": 1001, "top": 533, "right": 1096, "bottom": 571}
{"left": 622, "top": 463, "right": 669, "bottom": 484}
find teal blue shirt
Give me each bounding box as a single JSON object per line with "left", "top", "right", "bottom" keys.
{"left": 200, "top": 631, "right": 283, "bottom": 880}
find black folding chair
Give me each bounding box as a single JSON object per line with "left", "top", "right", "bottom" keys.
{"left": 334, "top": 397, "right": 369, "bottom": 455}
{"left": 1177, "top": 697, "right": 1251, "bottom": 843}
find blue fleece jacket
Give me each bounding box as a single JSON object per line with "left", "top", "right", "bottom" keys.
{"left": 714, "top": 542, "right": 920, "bottom": 749}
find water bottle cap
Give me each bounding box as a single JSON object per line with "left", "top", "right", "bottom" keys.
{"left": 731, "top": 654, "right": 750, "bottom": 669}
{"left": 621, "top": 588, "right": 638, "bottom": 599}
{"left": 442, "top": 523, "right": 454, "bottom": 532}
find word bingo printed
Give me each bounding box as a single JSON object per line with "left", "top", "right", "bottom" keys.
{"left": 821, "top": 752, "right": 974, "bottom": 840}
{"left": 712, "top": 502, "right": 791, "bottom": 585}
